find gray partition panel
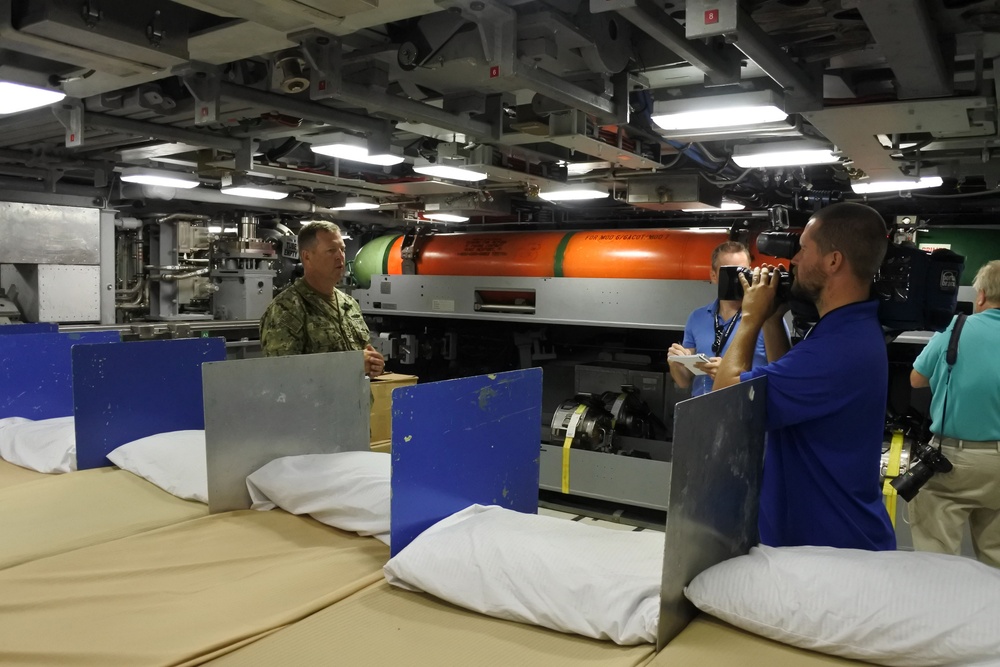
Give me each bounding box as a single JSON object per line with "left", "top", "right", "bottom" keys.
{"left": 656, "top": 376, "right": 767, "bottom": 649}
{"left": 203, "top": 351, "right": 369, "bottom": 513}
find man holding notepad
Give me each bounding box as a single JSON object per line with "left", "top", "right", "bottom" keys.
{"left": 668, "top": 241, "right": 781, "bottom": 396}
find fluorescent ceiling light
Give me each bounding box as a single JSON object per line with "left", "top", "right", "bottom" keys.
{"left": 565, "top": 161, "right": 610, "bottom": 175}
{"left": 335, "top": 196, "right": 379, "bottom": 211}
{"left": 413, "top": 162, "right": 488, "bottom": 182}
{"left": 651, "top": 90, "right": 787, "bottom": 131}
{"left": 0, "top": 81, "right": 65, "bottom": 115}
{"left": 120, "top": 167, "right": 200, "bottom": 189}
{"left": 682, "top": 201, "right": 746, "bottom": 212}
{"left": 207, "top": 226, "right": 223, "bottom": 233}
{"left": 538, "top": 186, "right": 609, "bottom": 202}
{"left": 851, "top": 176, "right": 943, "bottom": 194}
{"left": 732, "top": 140, "right": 840, "bottom": 168}
{"left": 423, "top": 213, "right": 469, "bottom": 223}
{"left": 310, "top": 133, "right": 404, "bottom": 166}
{"left": 220, "top": 185, "right": 289, "bottom": 200}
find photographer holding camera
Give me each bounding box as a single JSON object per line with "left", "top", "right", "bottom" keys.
{"left": 713, "top": 202, "right": 896, "bottom": 551}
{"left": 908, "top": 260, "right": 1000, "bottom": 567}
{"left": 667, "top": 241, "right": 788, "bottom": 396}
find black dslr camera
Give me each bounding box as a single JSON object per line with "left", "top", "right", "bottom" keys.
{"left": 891, "top": 441, "right": 953, "bottom": 502}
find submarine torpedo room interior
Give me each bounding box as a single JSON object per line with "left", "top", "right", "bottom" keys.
{"left": 0, "top": 0, "right": 998, "bottom": 518}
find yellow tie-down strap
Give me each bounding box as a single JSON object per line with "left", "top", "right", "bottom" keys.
{"left": 562, "top": 404, "right": 588, "bottom": 494}
{"left": 882, "top": 430, "right": 904, "bottom": 528}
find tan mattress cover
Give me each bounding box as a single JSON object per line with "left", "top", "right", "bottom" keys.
{"left": 0, "top": 510, "right": 389, "bottom": 667}
{"left": 0, "top": 466, "right": 207, "bottom": 570}
{"left": 206, "top": 579, "right": 656, "bottom": 667}
{"left": 645, "top": 614, "right": 873, "bottom": 666}
{"left": 0, "top": 458, "right": 50, "bottom": 490}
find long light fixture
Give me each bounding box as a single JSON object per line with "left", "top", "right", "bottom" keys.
{"left": 538, "top": 185, "right": 609, "bottom": 202}
{"left": 120, "top": 167, "right": 200, "bottom": 189}
{"left": 334, "top": 196, "right": 379, "bottom": 211}
{"left": 423, "top": 212, "right": 469, "bottom": 223}
{"left": 851, "top": 176, "right": 943, "bottom": 194}
{"left": 681, "top": 200, "right": 746, "bottom": 212}
{"left": 0, "top": 81, "right": 66, "bottom": 115}
{"left": 220, "top": 186, "right": 289, "bottom": 200}
{"left": 309, "top": 132, "right": 405, "bottom": 166}
{"left": 732, "top": 140, "right": 840, "bottom": 168}
{"left": 651, "top": 90, "right": 787, "bottom": 131}
{"left": 413, "top": 159, "right": 488, "bottom": 182}
{"left": 220, "top": 173, "right": 291, "bottom": 200}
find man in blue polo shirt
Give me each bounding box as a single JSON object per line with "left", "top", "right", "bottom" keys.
{"left": 909, "top": 259, "right": 1000, "bottom": 567}
{"left": 668, "top": 241, "right": 787, "bottom": 396}
{"left": 713, "top": 202, "right": 896, "bottom": 551}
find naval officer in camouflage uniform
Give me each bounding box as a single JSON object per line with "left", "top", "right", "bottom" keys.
{"left": 259, "top": 221, "right": 385, "bottom": 377}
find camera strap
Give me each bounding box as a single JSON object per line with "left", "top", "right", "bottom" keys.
{"left": 939, "top": 312, "right": 968, "bottom": 446}
{"left": 945, "top": 312, "right": 967, "bottom": 366}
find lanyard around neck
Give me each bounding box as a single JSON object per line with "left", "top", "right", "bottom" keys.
{"left": 713, "top": 303, "right": 741, "bottom": 355}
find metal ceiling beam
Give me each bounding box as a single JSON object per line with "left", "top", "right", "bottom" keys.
{"left": 845, "top": 0, "right": 952, "bottom": 100}
{"left": 613, "top": 0, "right": 739, "bottom": 85}
{"left": 85, "top": 113, "right": 244, "bottom": 152}
{"left": 513, "top": 63, "right": 620, "bottom": 122}
{"left": 731, "top": 7, "right": 820, "bottom": 107}
{"left": 217, "top": 82, "right": 391, "bottom": 137}
{"left": 330, "top": 82, "right": 496, "bottom": 141}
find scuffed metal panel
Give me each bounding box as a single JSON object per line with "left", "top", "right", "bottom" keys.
{"left": 203, "top": 350, "right": 370, "bottom": 513}
{"left": 657, "top": 377, "right": 767, "bottom": 649}
{"left": 0, "top": 202, "right": 100, "bottom": 265}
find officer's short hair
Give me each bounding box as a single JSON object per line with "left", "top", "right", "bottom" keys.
{"left": 811, "top": 202, "right": 888, "bottom": 282}
{"left": 973, "top": 259, "right": 1000, "bottom": 303}
{"left": 711, "top": 241, "right": 751, "bottom": 272}
{"left": 298, "top": 221, "right": 342, "bottom": 252}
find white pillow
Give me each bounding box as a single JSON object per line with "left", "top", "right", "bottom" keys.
{"left": 685, "top": 545, "right": 1000, "bottom": 667}
{"left": 0, "top": 416, "right": 76, "bottom": 473}
{"left": 107, "top": 430, "right": 207, "bottom": 503}
{"left": 246, "top": 451, "right": 390, "bottom": 543}
{"left": 383, "top": 504, "right": 663, "bottom": 645}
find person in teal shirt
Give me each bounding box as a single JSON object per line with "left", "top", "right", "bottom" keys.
{"left": 910, "top": 259, "right": 1000, "bottom": 567}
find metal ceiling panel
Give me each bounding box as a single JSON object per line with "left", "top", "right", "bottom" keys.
{"left": 16, "top": 0, "right": 191, "bottom": 69}
{"left": 802, "top": 97, "right": 991, "bottom": 180}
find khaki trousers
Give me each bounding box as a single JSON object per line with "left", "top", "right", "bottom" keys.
{"left": 909, "top": 443, "right": 1000, "bottom": 568}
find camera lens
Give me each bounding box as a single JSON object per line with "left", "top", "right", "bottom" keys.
{"left": 890, "top": 461, "right": 934, "bottom": 502}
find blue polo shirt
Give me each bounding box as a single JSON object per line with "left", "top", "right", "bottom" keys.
{"left": 913, "top": 309, "right": 1000, "bottom": 441}
{"left": 683, "top": 301, "right": 768, "bottom": 396}
{"left": 740, "top": 300, "right": 896, "bottom": 551}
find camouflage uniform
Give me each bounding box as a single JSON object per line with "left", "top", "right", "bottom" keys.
{"left": 259, "top": 278, "right": 371, "bottom": 357}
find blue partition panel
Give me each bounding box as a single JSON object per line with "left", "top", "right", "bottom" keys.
{"left": 0, "top": 323, "right": 59, "bottom": 335}
{"left": 390, "top": 368, "right": 543, "bottom": 556}
{"left": 73, "top": 337, "right": 226, "bottom": 470}
{"left": 0, "top": 331, "right": 121, "bottom": 419}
